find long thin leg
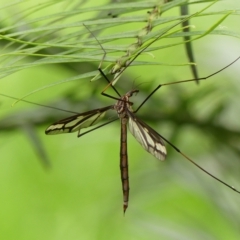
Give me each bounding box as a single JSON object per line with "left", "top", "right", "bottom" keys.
{"left": 98, "top": 68, "right": 121, "bottom": 99}
{"left": 156, "top": 127, "right": 240, "bottom": 194}
{"left": 98, "top": 10, "right": 202, "bottom": 96}
{"left": 82, "top": 23, "right": 121, "bottom": 98}
{"left": 0, "top": 93, "right": 79, "bottom": 114}
{"left": 101, "top": 12, "right": 200, "bottom": 92}
{"left": 134, "top": 56, "right": 240, "bottom": 113}
{"left": 77, "top": 117, "right": 118, "bottom": 137}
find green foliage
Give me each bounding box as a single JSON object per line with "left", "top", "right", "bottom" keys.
{"left": 1, "top": 0, "right": 240, "bottom": 240}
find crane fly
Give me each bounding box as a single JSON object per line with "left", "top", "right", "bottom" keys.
{"left": 45, "top": 89, "right": 166, "bottom": 213}
{"left": 1, "top": 4, "right": 239, "bottom": 213}
{"left": 45, "top": 56, "right": 240, "bottom": 213}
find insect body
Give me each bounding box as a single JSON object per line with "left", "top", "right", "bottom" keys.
{"left": 45, "top": 89, "right": 168, "bottom": 213}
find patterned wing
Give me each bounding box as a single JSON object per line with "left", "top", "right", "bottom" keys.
{"left": 128, "top": 112, "right": 167, "bottom": 160}
{"left": 45, "top": 105, "right": 112, "bottom": 135}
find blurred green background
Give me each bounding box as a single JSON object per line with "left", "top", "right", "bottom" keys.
{"left": 1, "top": 1, "right": 240, "bottom": 240}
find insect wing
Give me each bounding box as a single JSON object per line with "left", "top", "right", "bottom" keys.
{"left": 128, "top": 112, "right": 167, "bottom": 160}
{"left": 45, "top": 105, "right": 112, "bottom": 135}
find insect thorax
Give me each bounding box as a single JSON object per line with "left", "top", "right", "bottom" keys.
{"left": 114, "top": 95, "right": 133, "bottom": 119}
